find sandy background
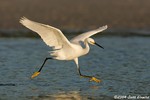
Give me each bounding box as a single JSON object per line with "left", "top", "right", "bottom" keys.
{"left": 0, "top": 0, "right": 150, "bottom": 30}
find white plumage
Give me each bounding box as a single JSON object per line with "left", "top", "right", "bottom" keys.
{"left": 71, "top": 25, "right": 107, "bottom": 44}
{"left": 20, "top": 17, "right": 107, "bottom": 83}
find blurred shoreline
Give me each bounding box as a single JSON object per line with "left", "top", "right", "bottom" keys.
{"left": 0, "top": 0, "right": 150, "bottom": 37}
{"left": 0, "top": 28, "right": 150, "bottom": 38}
{"left": 0, "top": 0, "right": 150, "bottom": 30}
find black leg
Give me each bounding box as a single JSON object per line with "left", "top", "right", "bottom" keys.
{"left": 77, "top": 67, "right": 101, "bottom": 83}
{"left": 74, "top": 58, "right": 101, "bottom": 83}
{"left": 38, "top": 57, "right": 53, "bottom": 72}
{"left": 31, "top": 57, "right": 53, "bottom": 79}
{"left": 77, "top": 67, "right": 92, "bottom": 78}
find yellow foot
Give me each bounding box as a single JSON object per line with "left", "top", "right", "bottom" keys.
{"left": 31, "top": 71, "right": 40, "bottom": 79}
{"left": 90, "top": 77, "right": 101, "bottom": 83}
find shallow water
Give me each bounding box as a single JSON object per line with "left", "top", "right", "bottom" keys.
{"left": 0, "top": 37, "right": 150, "bottom": 100}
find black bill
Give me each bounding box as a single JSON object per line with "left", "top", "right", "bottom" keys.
{"left": 95, "top": 42, "right": 104, "bottom": 49}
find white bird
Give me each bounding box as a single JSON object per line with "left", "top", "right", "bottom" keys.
{"left": 20, "top": 17, "right": 107, "bottom": 83}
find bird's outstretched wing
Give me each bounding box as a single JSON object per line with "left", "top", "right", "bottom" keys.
{"left": 20, "top": 17, "right": 71, "bottom": 50}
{"left": 71, "top": 25, "right": 107, "bottom": 43}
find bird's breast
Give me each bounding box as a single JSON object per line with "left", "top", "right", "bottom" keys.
{"left": 53, "top": 43, "right": 89, "bottom": 60}
{"left": 66, "top": 44, "right": 89, "bottom": 60}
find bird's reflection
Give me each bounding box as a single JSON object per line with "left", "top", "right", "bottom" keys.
{"left": 28, "top": 91, "right": 85, "bottom": 100}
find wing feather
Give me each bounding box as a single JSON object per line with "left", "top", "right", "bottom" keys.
{"left": 20, "top": 17, "right": 71, "bottom": 49}
{"left": 71, "top": 25, "right": 107, "bottom": 43}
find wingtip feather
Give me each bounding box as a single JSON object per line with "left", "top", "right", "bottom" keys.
{"left": 99, "top": 25, "right": 108, "bottom": 30}
{"left": 104, "top": 25, "right": 108, "bottom": 29}
{"left": 19, "top": 16, "right": 29, "bottom": 24}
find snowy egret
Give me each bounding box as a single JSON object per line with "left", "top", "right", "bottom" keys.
{"left": 20, "top": 17, "right": 107, "bottom": 83}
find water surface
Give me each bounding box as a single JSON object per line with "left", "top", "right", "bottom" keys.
{"left": 0, "top": 37, "right": 150, "bottom": 99}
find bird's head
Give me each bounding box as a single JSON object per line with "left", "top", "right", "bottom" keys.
{"left": 87, "top": 38, "right": 104, "bottom": 49}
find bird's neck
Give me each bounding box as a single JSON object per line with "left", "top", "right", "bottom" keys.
{"left": 83, "top": 40, "right": 90, "bottom": 54}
